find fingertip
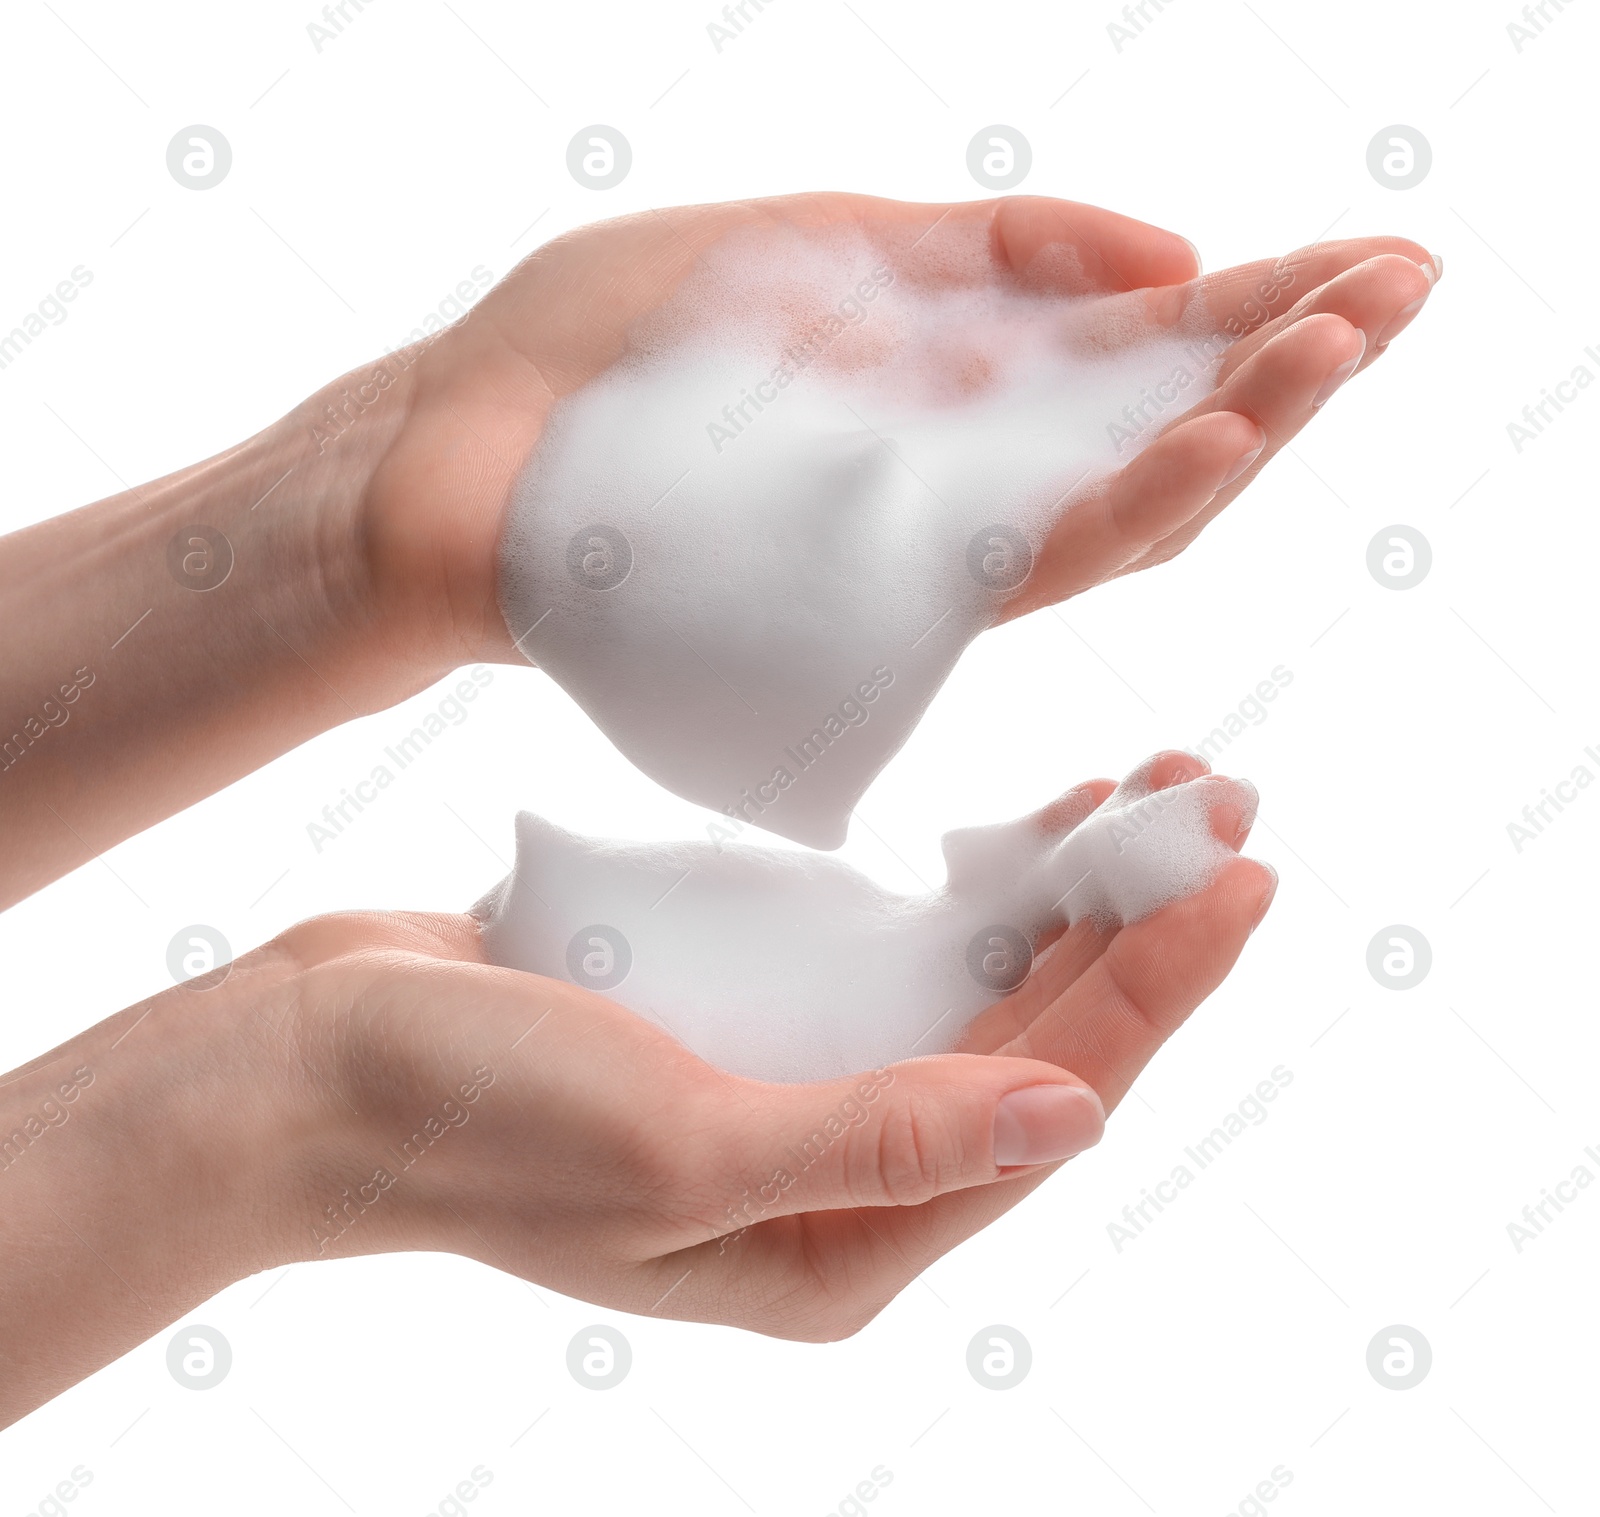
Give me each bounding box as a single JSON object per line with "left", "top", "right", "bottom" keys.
{"left": 1247, "top": 860, "right": 1279, "bottom": 933}
{"left": 1037, "top": 779, "right": 1116, "bottom": 834}
{"left": 1204, "top": 775, "right": 1260, "bottom": 849}
{"left": 1301, "top": 309, "right": 1368, "bottom": 361}
{"left": 1147, "top": 748, "right": 1211, "bottom": 790}
{"left": 992, "top": 1080, "right": 1106, "bottom": 1167}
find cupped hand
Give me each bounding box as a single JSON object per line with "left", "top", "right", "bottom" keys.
{"left": 349, "top": 191, "right": 1437, "bottom": 673}
{"left": 0, "top": 752, "right": 1269, "bottom": 1425}
{"left": 260, "top": 752, "right": 1270, "bottom": 1340}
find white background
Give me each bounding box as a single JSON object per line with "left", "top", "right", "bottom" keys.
{"left": 1, "top": 0, "right": 1595, "bottom": 1512}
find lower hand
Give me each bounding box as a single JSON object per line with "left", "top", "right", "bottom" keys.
{"left": 0, "top": 752, "right": 1270, "bottom": 1425}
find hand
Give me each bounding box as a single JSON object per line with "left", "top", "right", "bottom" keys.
{"left": 368, "top": 191, "right": 1438, "bottom": 652}
{"left": 0, "top": 189, "right": 1432, "bottom": 903}
{"left": 0, "top": 752, "right": 1271, "bottom": 1425}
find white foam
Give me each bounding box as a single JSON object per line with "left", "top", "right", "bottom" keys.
{"left": 499, "top": 221, "right": 1221, "bottom": 848}
{"left": 477, "top": 758, "right": 1255, "bottom": 1083}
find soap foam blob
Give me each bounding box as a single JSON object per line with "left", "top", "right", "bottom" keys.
{"left": 499, "top": 221, "right": 1223, "bottom": 848}
{"left": 477, "top": 758, "right": 1256, "bottom": 1083}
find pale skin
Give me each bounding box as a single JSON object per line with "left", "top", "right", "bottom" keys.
{"left": 0, "top": 192, "right": 1435, "bottom": 1426}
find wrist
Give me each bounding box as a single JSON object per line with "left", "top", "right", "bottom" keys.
{"left": 0, "top": 356, "right": 460, "bottom": 907}
{"left": 342, "top": 317, "right": 559, "bottom": 678}
{"left": 0, "top": 966, "right": 320, "bottom": 1421}
{"left": 267, "top": 361, "right": 449, "bottom": 698}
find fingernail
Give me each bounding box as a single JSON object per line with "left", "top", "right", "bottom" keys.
{"left": 1312, "top": 333, "right": 1366, "bottom": 407}
{"left": 1375, "top": 295, "right": 1427, "bottom": 349}
{"left": 1429, "top": 253, "right": 1443, "bottom": 283}
{"left": 1219, "top": 434, "right": 1266, "bottom": 487}
{"left": 1248, "top": 863, "right": 1279, "bottom": 935}
{"left": 993, "top": 1085, "right": 1105, "bottom": 1166}
{"left": 1182, "top": 236, "right": 1203, "bottom": 275}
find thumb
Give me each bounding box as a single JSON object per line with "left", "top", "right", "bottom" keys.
{"left": 719, "top": 1056, "right": 1105, "bottom": 1220}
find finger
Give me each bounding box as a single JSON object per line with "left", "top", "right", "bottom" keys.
{"left": 830, "top": 193, "right": 1200, "bottom": 294}
{"left": 1033, "top": 776, "right": 1118, "bottom": 835}
{"left": 1007, "top": 410, "right": 1265, "bottom": 614}
{"left": 1002, "top": 852, "right": 1276, "bottom": 1111}
{"left": 641, "top": 1054, "right": 1105, "bottom": 1341}
{"left": 698, "top": 1054, "right": 1106, "bottom": 1231}
{"left": 1025, "top": 765, "right": 1256, "bottom": 978}
{"left": 653, "top": 789, "right": 1274, "bottom": 1340}
{"left": 982, "top": 771, "right": 1260, "bottom": 1063}
{"left": 1212, "top": 253, "right": 1434, "bottom": 384}
{"left": 957, "top": 751, "right": 1216, "bottom": 1052}
{"left": 1181, "top": 235, "right": 1437, "bottom": 338}
{"left": 991, "top": 195, "right": 1201, "bottom": 294}
{"left": 1124, "top": 312, "right": 1366, "bottom": 572}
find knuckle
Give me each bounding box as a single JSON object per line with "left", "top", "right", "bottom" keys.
{"left": 867, "top": 1099, "right": 957, "bottom": 1208}
{"left": 1102, "top": 943, "right": 1173, "bottom": 1041}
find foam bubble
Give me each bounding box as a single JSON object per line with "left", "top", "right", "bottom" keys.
{"left": 477, "top": 758, "right": 1255, "bottom": 1083}
{"left": 499, "top": 221, "right": 1221, "bottom": 847}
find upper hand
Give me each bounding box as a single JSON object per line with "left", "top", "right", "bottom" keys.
{"left": 354, "top": 191, "right": 1437, "bottom": 667}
